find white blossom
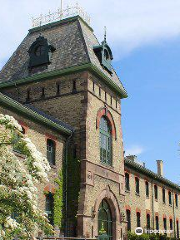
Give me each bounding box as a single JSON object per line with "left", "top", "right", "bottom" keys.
{"left": 0, "top": 114, "right": 53, "bottom": 239}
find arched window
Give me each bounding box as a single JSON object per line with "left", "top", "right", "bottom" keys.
{"left": 135, "top": 177, "right": 140, "bottom": 195}
{"left": 170, "top": 219, "right": 173, "bottom": 231}
{"left": 169, "top": 191, "right": 172, "bottom": 205}
{"left": 156, "top": 216, "right": 159, "bottom": 230}
{"left": 98, "top": 200, "right": 112, "bottom": 240}
{"left": 47, "top": 139, "right": 56, "bottom": 165}
{"left": 175, "top": 194, "right": 178, "bottom": 207}
{"left": 145, "top": 181, "right": 149, "bottom": 198}
{"left": 146, "top": 214, "right": 150, "bottom": 229}
{"left": 45, "top": 193, "right": 54, "bottom": 225}
{"left": 177, "top": 220, "right": 179, "bottom": 238}
{"left": 125, "top": 173, "right": 130, "bottom": 191}
{"left": 154, "top": 185, "right": 158, "bottom": 200}
{"left": 162, "top": 188, "right": 166, "bottom": 203}
{"left": 35, "top": 45, "right": 46, "bottom": 57}
{"left": 126, "top": 209, "right": 131, "bottom": 231}
{"left": 163, "top": 217, "right": 167, "bottom": 230}
{"left": 99, "top": 117, "right": 112, "bottom": 165}
{"left": 136, "top": 212, "right": 141, "bottom": 227}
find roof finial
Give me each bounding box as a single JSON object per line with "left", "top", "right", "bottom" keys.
{"left": 61, "top": 0, "right": 63, "bottom": 13}
{"left": 39, "top": 20, "right": 42, "bottom": 36}
{"left": 104, "top": 26, "right": 107, "bottom": 42}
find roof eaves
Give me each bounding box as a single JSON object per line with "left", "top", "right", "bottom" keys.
{"left": 88, "top": 64, "right": 128, "bottom": 99}
{"left": 125, "top": 159, "right": 180, "bottom": 191}
{"left": 0, "top": 93, "right": 73, "bottom": 136}
{"left": 0, "top": 63, "right": 128, "bottom": 99}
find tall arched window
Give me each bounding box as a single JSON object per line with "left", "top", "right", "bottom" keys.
{"left": 126, "top": 209, "right": 131, "bottom": 231}
{"left": 99, "top": 117, "right": 112, "bottom": 165}
{"left": 47, "top": 139, "right": 56, "bottom": 165}
{"left": 125, "top": 173, "right": 130, "bottom": 191}
{"left": 45, "top": 193, "right": 54, "bottom": 225}
{"left": 98, "top": 200, "right": 112, "bottom": 240}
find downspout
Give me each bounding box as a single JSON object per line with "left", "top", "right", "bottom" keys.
{"left": 151, "top": 180, "right": 155, "bottom": 230}
{"left": 172, "top": 191, "right": 176, "bottom": 237}
{"left": 65, "top": 132, "right": 73, "bottom": 236}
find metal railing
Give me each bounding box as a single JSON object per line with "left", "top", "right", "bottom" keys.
{"left": 32, "top": 3, "right": 91, "bottom": 28}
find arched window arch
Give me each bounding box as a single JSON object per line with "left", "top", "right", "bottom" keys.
{"left": 99, "top": 117, "right": 112, "bottom": 166}
{"left": 98, "top": 200, "right": 112, "bottom": 240}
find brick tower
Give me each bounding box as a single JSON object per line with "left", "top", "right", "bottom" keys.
{"left": 0, "top": 9, "right": 127, "bottom": 239}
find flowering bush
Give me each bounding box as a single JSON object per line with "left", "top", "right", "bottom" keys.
{"left": 0, "top": 114, "right": 53, "bottom": 239}
{"left": 127, "top": 232, "right": 179, "bottom": 240}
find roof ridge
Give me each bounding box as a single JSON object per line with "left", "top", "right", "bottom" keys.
{"left": 77, "top": 19, "right": 91, "bottom": 63}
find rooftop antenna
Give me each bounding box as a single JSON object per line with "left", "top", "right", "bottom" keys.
{"left": 104, "top": 26, "right": 107, "bottom": 42}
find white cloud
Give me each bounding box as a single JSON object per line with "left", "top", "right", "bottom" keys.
{"left": 0, "top": 0, "right": 180, "bottom": 67}
{"left": 125, "top": 144, "right": 145, "bottom": 156}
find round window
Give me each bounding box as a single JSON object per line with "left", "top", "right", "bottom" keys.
{"left": 35, "top": 45, "right": 46, "bottom": 57}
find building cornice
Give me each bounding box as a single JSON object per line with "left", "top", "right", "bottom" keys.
{"left": 0, "top": 93, "right": 73, "bottom": 136}
{"left": 0, "top": 63, "right": 128, "bottom": 99}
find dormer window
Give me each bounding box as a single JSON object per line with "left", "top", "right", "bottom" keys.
{"left": 93, "top": 39, "right": 113, "bottom": 74}
{"left": 35, "top": 45, "right": 46, "bottom": 57}
{"left": 104, "top": 49, "right": 109, "bottom": 60}
{"left": 28, "top": 36, "right": 56, "bottom": 69}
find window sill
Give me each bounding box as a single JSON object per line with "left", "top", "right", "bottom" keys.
{"left": 169, "top": 204, "right": 172, "bottom": 207}
{"left": 135, "top": 192, "right": 140, "bottom": 197}
{"left": 100, "top": 162, "right": 114, "bottom": 170}
{"left": 155, "top": 199, "right": 158, "bottom": 202}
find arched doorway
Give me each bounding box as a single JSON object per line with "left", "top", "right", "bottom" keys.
{"left": 93, "top": 187, "right": 121, "bottom": 240}
{"left": 98, "top": 199, "right": 112, "bottom": 240}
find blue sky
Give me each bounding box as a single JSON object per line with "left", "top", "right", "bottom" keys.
{"left": 115, "top": 38, "right": 180, "bottom": 183}
{"left": 0, "top": 0, "right": 180, "bottom": 183}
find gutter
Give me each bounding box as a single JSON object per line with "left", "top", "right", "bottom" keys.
{"left": 0, "top": 63, "right": 128, "bottom": 99}
{"left": 125, "top": 160, "right": 180, "bottom": 192}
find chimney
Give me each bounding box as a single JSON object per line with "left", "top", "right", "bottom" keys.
{"left": 156, "top": 160, "right": 163, "bottom": 176}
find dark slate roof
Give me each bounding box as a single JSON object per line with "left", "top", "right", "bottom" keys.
{"left": 0, "top": 16, "right": 126, "bottom": 96}
{"left": 125, "top": 157, "right": 180, "bottom": 191}
{"left": 0, "top": 92, "right": 73, "bottom": 135}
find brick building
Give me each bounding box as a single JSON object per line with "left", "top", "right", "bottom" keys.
{"left": 125, "top": 156, "right": 180, "bottom": 238}
{"left": 0, "top": 13, "right": 179, "bottom": 240}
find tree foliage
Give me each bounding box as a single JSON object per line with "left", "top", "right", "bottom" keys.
{"left": 0, "top": 114, "right": 53, "bottom": 239}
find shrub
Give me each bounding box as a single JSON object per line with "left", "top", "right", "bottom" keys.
{"left": 127, "top": 232, "right": 179, "bottom": 240}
